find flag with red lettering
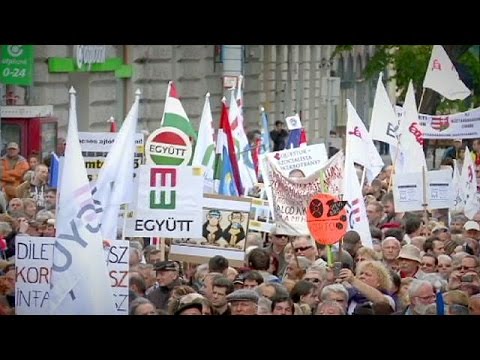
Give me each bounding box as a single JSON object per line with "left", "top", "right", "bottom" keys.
{"left": 423, "top": 45, "right": 471, "bottom": 100}
{"left": 346, "top": 100, "right": 384, "bottom": 183}
{"left": 461, "top": 147, "right": 479, "bottom": 219}
{"left": 343, "top": 159, "right": 373, "bottom": 248}
{"left": 398, "top": 81, "right": 427, "bottom": 173}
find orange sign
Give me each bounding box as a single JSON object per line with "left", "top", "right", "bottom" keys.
{"left": 306, "top": 193, "right": 348, "bottom": 245}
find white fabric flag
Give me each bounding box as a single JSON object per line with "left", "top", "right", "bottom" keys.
{"left": 370, "top": 73, "right": 400, "bottom": 147}
{"left": 452, "top": 159, "right": 464, "bottom": 214}
{"left": 346, "top": 100, "right": 384, "bottom": 183}
{"left": 229, "top": 89, "right": 257, "bottom": 193}
{"left": 343, "top": 158, "right": 373, "bottom": 248}
{"left": 192, "top": 93, "right": 215, "bottom": 193}
{"left": 92, "top": 91, "right": 140, "bottom": 240}
{"left": 49, "top": 88, "right": 116, "bottom": 315}
{"left": 423, "top": 45, "right": 471, "bottom": 100}
{"left": 461, "top": 147, "right": 479, "bottom": 219}
{"left": 398, "top": 81, "right": 427, "bottom": 173}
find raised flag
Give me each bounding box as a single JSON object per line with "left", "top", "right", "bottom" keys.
{"left": 370, "top": 73, "right": 399, "bottom": 147}
{"left": 192, "top": 93, "right": 216, "bottom": 192}
{"left": 423, "top": 45, "right": 471, "bottom": 100}
{"left": 260, "top": 107, "right": 271, "bottom": 154}
{"left": 343, "top": 159, "right": 373, "bottom": 248}
{"left": 346, "top": 100, "right": 384, "bottom": 183}
{"left": 92, "top": 90, "right": 140, "bottom": 241}
{"left": 462, "top": 147, "right": 479, "bottom": 219}
{"left": 48, "top": 87, "right": 115, "bottom": 315}
{"left": 398, "top": 81, "right": 427, "bottom": 173}
{"left": 161, "top": 81, "right": 197, "bottom": 141}
{"left": 229, "top": 88, "right": 257, "bottom": 194}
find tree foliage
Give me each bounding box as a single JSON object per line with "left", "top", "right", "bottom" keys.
{"left": 361, "top": 45, "right": 477, "bottom": 114}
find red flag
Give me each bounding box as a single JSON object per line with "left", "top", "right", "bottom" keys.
{"left": 221, "top": 102, "right": 243, "bottom": 195}
{"left": 300, "top": 128, "right": 308, "bottom": 146}
{"left": 108, "top": 117, "right": 118, "bottom": 132}
{"left": 253, "top": 138, "right": 261, "bottom": 177}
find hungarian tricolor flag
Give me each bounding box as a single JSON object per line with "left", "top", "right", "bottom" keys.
{"left": 161, "top": 81, "right": 197, "bottom": 141}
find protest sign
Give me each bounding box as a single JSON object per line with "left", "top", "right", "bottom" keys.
{"left": 307, "top": 194, "right": 348, "bottom": 245}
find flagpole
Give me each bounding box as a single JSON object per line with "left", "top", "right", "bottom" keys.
{"left": 422, "top": 165, "right": 431, "bottom": 237}
{"left": 418, "top": 88, "right": 426, "bottom": 113}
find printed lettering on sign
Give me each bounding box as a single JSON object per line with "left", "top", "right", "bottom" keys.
{"left": 126, "top": 165, "right": 203, "bottom": 238}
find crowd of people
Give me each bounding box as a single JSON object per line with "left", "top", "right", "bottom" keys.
{"left": 1, "top": 135, "right": 480, "bottom": 316}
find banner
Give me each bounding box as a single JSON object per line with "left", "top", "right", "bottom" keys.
{"left": 78, "top": 132, "right": 144, "bottom": 182}
{"left": 396, "top": 106, "right": 480, "bottom": 140}
{"left": 125, "top": 165, "right": 203, "bottom": 238}
{"left": 260, "top": 143, "right": 329, "bottom": 219}
{"left": 266, "top": 151, "right": 344, "bottom": 236}
{"left": 15, "top": 237, "right": 129, "bottom": 315}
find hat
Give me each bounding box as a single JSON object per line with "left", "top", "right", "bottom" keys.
{"left": 397, "top": 244, "right": 422, "bottom": 263}
{"left": 432, "top": 224, "right": 449, "bottom": 233}
{"left": 464, "top": 220, "right": 480, "bottom": 232}
{"left": 174, "top": 301, "right": 203, "bottom": 315}
{"left": 154, "top": 260, "right": 178, "bottom": 272}
{"left": 270, "top": 225, "right": 288, "bottom": 237}
{"left": 226, "top": 289, "right": 259, "bottom": 304}
{"left": 7, "top": 142, "right": 19, "bottom": 150}
{"left": 453, "top": 138, "right": 463, "bottom": 143}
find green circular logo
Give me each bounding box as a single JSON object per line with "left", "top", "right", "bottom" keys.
{"left": 145, "top": 127, "right": 193, "bottom": 166}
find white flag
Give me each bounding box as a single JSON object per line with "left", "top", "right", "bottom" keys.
{"left": 192, "top": 93, "right": 216, "bottom": 193}
{"left": 370, "top": 73, "right": 399, "bottom": 147}
{"left": 49, "top": 88, "right": 115, "bottom": 315}
{"left": 92, "top": 91, "right": 140, "bottom": 240}
{"left": 452, "top": 159, "right": 464, "bottom": 214}
{"left": 462, "top": 147, "right": 479, "bottom": 219}
{"left": 229, "top": 89, "right": 257, "bottom": 193}
{"left": 398, "top": 81, "right": 427, "bottom": 173}
{"left": 346, "top": 100, "right": 384, "bottom": 183}
{"left": 343, "top": 159, "right": 373, "bottom": 249}
{"left": 423, "top": 45, "right": 471, "bottom": 100}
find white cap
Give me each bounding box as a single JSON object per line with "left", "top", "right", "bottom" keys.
{"left": 464, "top": 220, "right": 480, "bottom": 231}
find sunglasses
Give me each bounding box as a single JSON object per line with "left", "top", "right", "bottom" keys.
{"left": 295, "top": 246, "right": 313, "bottom": 253}
{"left": 274, "top": 234, "right": 289, "bottom": 238}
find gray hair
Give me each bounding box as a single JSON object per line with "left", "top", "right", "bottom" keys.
{"left": 420, "top": 273, "right": 448, "bottom": 292}
{"left": 129, "top": 297, "right": 156, "bottom": 315}
{"left": 320, "top": 284, "right": 349, "bottom": 302}
{"left": 315, "top": 301, "right": 346, "bottom": 315}
{"left": 408, "top": 279, "right": 433, "bottom": 299}
{"left": 257, "top": 296, "right": 272, "bottom": 315}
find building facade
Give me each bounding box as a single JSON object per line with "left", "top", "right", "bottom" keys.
{"left": 1, "top": 45, "right": 394, "bottom": 146}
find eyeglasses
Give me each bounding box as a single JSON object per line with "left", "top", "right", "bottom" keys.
{"left": 274, "top": 234, "right": 289, "bottom": 238}
{"left": 304, "top": 278, "right": 321, "bottom": 283}
{"left": 295, "top": 246, "right": 313, "bottom": 253}
{"left": 460, "top": 265, "right": 477, "bottom": 271}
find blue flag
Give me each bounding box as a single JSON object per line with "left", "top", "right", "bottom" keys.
{"left": 219, "top": 146, "right": 239, "bottom": 196}
{"left": 260, "top": 110, "right": 271, "bottom": 154}
{"left": 286, "top": 128, "right": 302, "bottom": 149}
{"left": 49, "top": 152, "right": 61, "bottom": 188}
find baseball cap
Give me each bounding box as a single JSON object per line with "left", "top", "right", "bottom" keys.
{"left": 7, "top": 142, "right": 19, "bottom": 150}
{"left": 464, "top": 220, "right": 480, "bottom": 232}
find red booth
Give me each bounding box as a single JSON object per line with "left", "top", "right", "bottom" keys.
{"left": 1, "top": 105, "right": 58, "bottom": 161}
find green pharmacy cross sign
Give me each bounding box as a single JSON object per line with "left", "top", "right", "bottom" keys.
{"left": 0, "top": 45, "right": 34, "bottom": 86}
{"left": 48, "top": 45, "right": 132, "bottom": 78}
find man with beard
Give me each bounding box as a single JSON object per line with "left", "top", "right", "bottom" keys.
{"left": 395, "top": 279, "right": 436, "bottom": 315}
{"left": 43, "top": 188, "right": 57, "bottom": 213}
